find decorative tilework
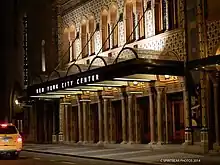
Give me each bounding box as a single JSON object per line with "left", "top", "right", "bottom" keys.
{"left": 95, "top": 31, "right": 102, "bottom": 54}
{"left": 207, "top": 20, "right": 220, "bottom": 56}
{"left": 118, "top": 21, "right": 125, "bottom": 46}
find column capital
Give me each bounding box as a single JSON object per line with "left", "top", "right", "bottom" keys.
{"left": 155, "top": 86, "right": 165, "bottom": 94}
{"left": 148, "top": 87, "right": 154, "bottom": 96}
{"left": 213, "top": 83, "right": 219, "bottom": 88}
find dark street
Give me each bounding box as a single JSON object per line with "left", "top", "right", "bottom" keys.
{"left": 0, "top": 151, "right": 219, "bottom": 165}
{"left": 0, "top": 151, "right": 153, "bottom": 165}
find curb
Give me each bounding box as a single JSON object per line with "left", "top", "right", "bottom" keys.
{"left": 23, "top": 149, "right": 163, "bottom": 165}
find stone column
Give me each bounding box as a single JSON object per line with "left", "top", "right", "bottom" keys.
{"left": 128, "top": 94, "right": 134, "bottom": 144}
{"left": 77, "top": 96, "right": 83, "bottom": 144}
{"left": 88, "top": 104, "right": 93, "bottom": 143}
{"left": 121, "top": 95, "right": 127, "bottom": 144}
{"left": 109, "top": 23, "right": 114, "bottom": 49}
{"left": 58, "top": 103, "right": 64, "bottom": 142}
{"left": 156, "top": 87, "right": 164, "bottom": 145}
{"left": 149, "top": 88, "right": 156, "bottom": 144}
{"left": 43, "top": 104, "right": 48, "bottom": 143}
{"left": 52, "top": 108, "right": 57, "bottom": 143}
{"left": 65, "top": 105, "right": 69, "bottom": 142}
{"left": 32, "top": 103, "right": 37, "bottom": 143}
{"left": 82, "top": 101, "right": 89, "bottom": 144}
{"left": 200, "top": 72, "right": 209, "bottom": 152}
{"left": 70, "top": 107, "right": 74, "bottom": 143}
{"left": 183, "top": 82, "right": 193, "bottom": 145}
{"left": 97, "top": 97, "right": 103, "bottom": 145}
{"left": 164, "top": 89, "right": 169, "bottom": 144}
{"left": 213, "top": 82, "right": 220, "bottom": 147}
{"left": 134, "top": 13, "right": 140, "bottom": 40}
{"left": 103, "top": 98, "right": 109, "bottom": 144}
{"left": 109, "top": 99, "right": 116, "bottom": 144}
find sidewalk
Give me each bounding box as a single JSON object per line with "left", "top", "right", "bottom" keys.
{"left": 23, "top": 143, "right": 220, "bottom": 165}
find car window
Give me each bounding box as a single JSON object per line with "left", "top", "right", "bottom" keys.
{"left": 0, "top": 126, "right": 18, "bottom": 134}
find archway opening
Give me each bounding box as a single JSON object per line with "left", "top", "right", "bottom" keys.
{"left": 101, "top": 8, "right": 110, "bottom": 51}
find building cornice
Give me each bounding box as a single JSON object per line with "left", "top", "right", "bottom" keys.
{"left": 58, "top": 0, "right": 92, "bottom": 16}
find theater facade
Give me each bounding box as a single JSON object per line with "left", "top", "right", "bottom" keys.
{"left": 24, "top": 0, "right": 220, "bottom": 154}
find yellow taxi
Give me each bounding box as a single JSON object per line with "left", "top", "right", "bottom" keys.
{"left": 0, "top": 123, "right": 22, "bottom": 159}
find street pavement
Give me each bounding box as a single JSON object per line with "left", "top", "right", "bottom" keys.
{"left": 0, "top": 151, "right": 160, "bottom": 165}
{"left": 22, "top": 143, "right": 220, "bottom": 165}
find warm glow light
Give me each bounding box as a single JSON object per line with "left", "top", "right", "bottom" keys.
{"left": 87, "top": 83, "right": 124, "bottom": 87}
{"left": 164, "top": 75, "right": 170, "bottom": 79}
{"left": 15, "top": 99, "right": 19, "bottom": 105}
{"left": 133, "top": 81, "right": 138, "bottom": 85}
{"left": 114, "top": 78, "right": 150, "bottom": 82}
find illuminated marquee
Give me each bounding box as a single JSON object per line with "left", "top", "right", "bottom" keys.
{"left": 35, "top": 74, "right": 100, "bottom": 94}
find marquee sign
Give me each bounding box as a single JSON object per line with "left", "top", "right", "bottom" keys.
{"left": 28, "top": 58, "right": 185, "bottom": 96}
{"left": 35, "top": 73, "right": 100, "bottom": 95}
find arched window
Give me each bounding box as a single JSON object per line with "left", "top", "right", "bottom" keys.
{"left": 135, "top": 0, "right": 144, "bottom": 39}
{"left": 168, "top": 0, "right": 178, "bottom": 29}
{"left": 125, "top": 1, "right": 134, "bottom": 42}
{"left": 81, "top": 19, "right": 88, "bottom": 58}
{"left": 155, "top": 0, "right": 165, "bottom": 34}
{"left": 63, "top": 28, "right": 70, "bottom": 63}
{"left": 88, "top": 15, "right": 95, "bottom": 55}
{"left": 69, "top": 25, "right": 76, "bottom": 61}
{"left": 110, "top": 4, "right": 118, "bottom": 48}
{"left": 101, "top": 8, "right": 110, "bottom": 51}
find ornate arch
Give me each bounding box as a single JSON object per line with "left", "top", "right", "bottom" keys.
{"left": 66, "top": 63, "right": 82, "bottom": 76}
{"left": 113, "top": 47, "right": 139, "bottom": 64}
{"left": 87, "top": 56, "right": 108, "bottom": 71}
{"left": 213, "top": 41, "right": 220, "bottom": 55}
{"left": 31, "top": 75, "right": 43, "bottom": 85}
{"left": 81, "top": 15, "right": 88, "bottom": 24}
{"left": 161, "top": 50, "right": 181, "bottom": 61}
{"left": 47, "top": 69, "right": 61, "bottom": 82}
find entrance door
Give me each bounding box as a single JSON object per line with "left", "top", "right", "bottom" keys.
{"left": 171, "top": 101, "right": 184, "bottom": 144}
{"left": 112, "top": 100, "right": 122, "bottom": 143}
{"left": 137, "top": 97, "right": 150, "bottom": 144}
{"left": 72, "top": 106, "right": 79, "bottom": 142}
{"left": 90, "top": 103, "right": 99, "bottom": 143}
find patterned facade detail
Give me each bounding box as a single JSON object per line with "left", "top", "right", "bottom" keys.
{"left": 94, "top": 31, "right": 102, "bottom": 54}
{"left": 145, "top": 10, "right": 154, "bottom": 38}
{"left": 207, "top": 20, "right": 220, "bottom": 56}
{"left": 57, "top": 5, "right": 65, "bottom": 63}
{"left": 118, "top": 21, "right": 126, "bottom": 46}
{"left": 178, "top": 0, "right": 185, "bottom": 29}
{"left": 75, "top": 39, "right": 81, "bottom": 59}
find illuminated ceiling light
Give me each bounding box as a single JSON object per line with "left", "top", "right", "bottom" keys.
{"left": 60, "top": 102, "right": 71, "bottom": 105}
{"left": 30, "top": 95, "right": 65, "bottom": 98}
{"left": 67, "top": 95, "right": 71, "bottom": 97}
{"left": 80, "top": 99, "right": 91, "bottom": 102}
{"left": 133, "top": 81, "right": 138, "bottom": 85}
{"left": 81, "top": 89, "right": 99, "bottom": 91}
{"left": 46, "top": 92, "right": 81, "bottom": 95}
{"left": 107, "top": 87, "right": 112, "bottom": 89}
{"left": 202, "top": 66, "right": 205, "bottom": 69}
{"left": 15, "top": 99, "right": 19, "bottom": 105}
{"left": 129, "top": 91, "right": 143, "bottom": 94}
{"left": 164, "top": 75, "right": 170, "bottom": 79}
{"left": 87, "top": 83, "right": 124, "bottom": 87}
{"left": 65, "top": 88, "right": 80, "bottom": 91}
{"left": 114, "top": 77, "right": 150, "bottom": 82}
{"left": 195, "top": 68, "right": 198, "bottom": 70}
